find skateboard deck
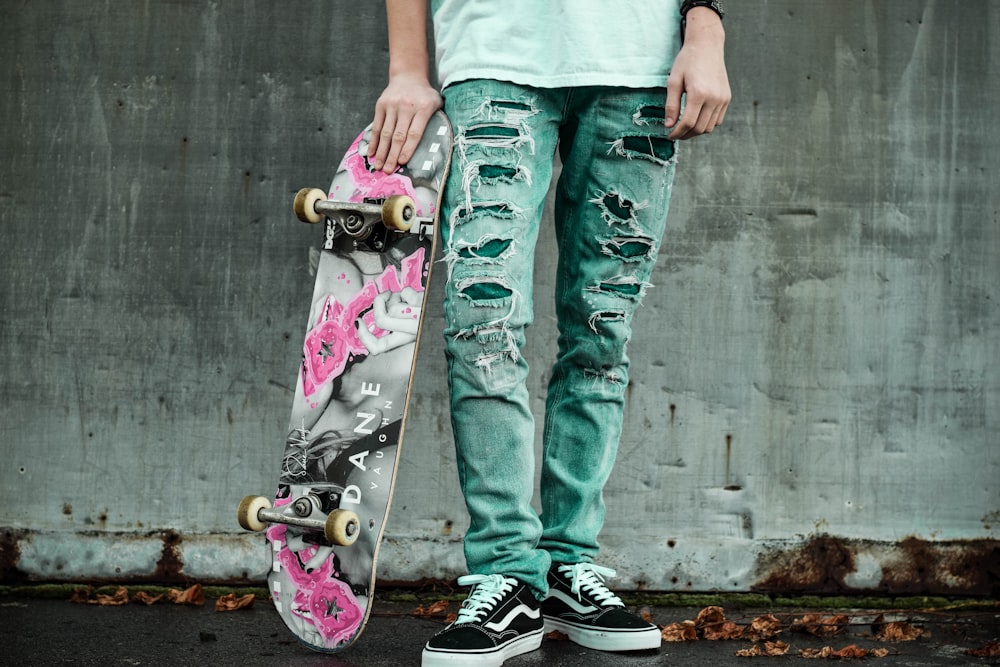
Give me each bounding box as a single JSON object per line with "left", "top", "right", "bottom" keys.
{"left": 238, "top": 111, "right": 452, "bottom": 652}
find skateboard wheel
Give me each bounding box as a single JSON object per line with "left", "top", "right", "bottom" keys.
{"left": 325, "top": 509, "right": 360, "bottom": 546}
{"left": 381, "top": 195, "right": 415, "bottom": 231}
{"left": 293, "top": 188, "right": 326, "bottom": 224}
{"left": 237, "top": 495, "right": 272, "bottom": 532}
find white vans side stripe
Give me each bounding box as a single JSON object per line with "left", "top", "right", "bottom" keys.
{"left": 548, "top": 588, "right": 599, "bottom": 615}
{"left": 483, "top": 604, "right": 541, "bottom": 632}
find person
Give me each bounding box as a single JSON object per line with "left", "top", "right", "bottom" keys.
{"left": 368, "top": 1, "right": 731, "bottom": 664}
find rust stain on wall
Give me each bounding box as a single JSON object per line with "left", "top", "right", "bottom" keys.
{"left": 153, "top": 530, "right": 185, "bottom": 582}
{"left": 753, "top": 536, "right": 856, "bottom": 594}
{"left": 880, "top": 537, "right": 1000, "bottom": 596}
{"left": 753, "top": 536, "right": 1000, "bottom": 596}
{"left": 0, "top": 529, "right": 28, "bottom": 583}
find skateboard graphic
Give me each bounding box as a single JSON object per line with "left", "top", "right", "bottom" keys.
{"left": 238, "top": 111, "right": 452, "bottom": 652}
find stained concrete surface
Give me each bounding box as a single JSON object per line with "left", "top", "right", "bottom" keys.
{"left": 1, "top": 594, "right": 997, "bottom": 666}
{"left": 2, "top": 0, "right": 998, "bottom": 590}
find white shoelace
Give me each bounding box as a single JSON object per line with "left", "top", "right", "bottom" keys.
{"left": 454, "top": 574, "right": 515, "bottom": 624}
{"left": 560, "top": 563, "right": 625, "bottom": 608}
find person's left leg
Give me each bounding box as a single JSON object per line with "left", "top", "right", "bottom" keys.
{"left": 539, "top": 87, "right": 678, "bottom": 561}
{"left": 538, "top": 87, "right": 678, "bottom": 652}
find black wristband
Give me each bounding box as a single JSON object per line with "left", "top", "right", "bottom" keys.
{"left": 680, "top": 0, "right": 725, "bottom": 42}
{"left": 681, "top": 0, "right": 725, "bottom": 19}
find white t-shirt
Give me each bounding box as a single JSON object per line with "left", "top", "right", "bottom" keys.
{"left": 431, "top": 0, "right": 683, "bottom": 90}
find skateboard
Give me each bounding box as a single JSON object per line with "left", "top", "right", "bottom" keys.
{"left": 238, "top": 111, "right": 452, "bottom": 652}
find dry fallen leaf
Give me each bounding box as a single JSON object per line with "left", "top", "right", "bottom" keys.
{"left": 800, "top": 644, "right": 887, "bottom": 659}
{"left": 132, "top": 591, "right": 165, "bottom": 605}
{"left": 544, "top": 630, "right": 569, "bottom": 641}
{"left": 661, "top": 620, "right": 698, "bottom": 642}
{"left": 871, "top": 614, "right": 926, "bottom": 641}
{"left": 704, "top": 619, "right": 744, "bottom": 641}
{"left": 792, "top": 613, "right": 850, "bottom": 637}
{"left": 90, "top": 587, "right": 129, "bottom": 606}
{"left": 695, "top": 606, "right": 727, "bottom": 628}
{"left": 215, "top": 593, "right": 254, "bottom": 611}
{"left": 744, "top": 614, "right": 782, "bottom": 642}
{"left": 735, "top": 640, "right": 790, "bottom": 657}
{"left": 800, "top": 646, "right": 831, "bottom": 658}
{"left": 411, "top": 599, "right": 449, "bottom": 618}
{"left": 965, "top": 641, "right": 1000, "bottom": 658}
{"left": 167, "top": 584, "right": 204, "bottom": 606}
{"left": 695, "top": 606, "right": 745, "bottom": 640}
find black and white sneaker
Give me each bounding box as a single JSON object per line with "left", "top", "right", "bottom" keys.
{"left": 543, "top": 563, "right": 661, "bottom": 651}
{"left": 422, "top": 574, "right": 544, "bottom": 666}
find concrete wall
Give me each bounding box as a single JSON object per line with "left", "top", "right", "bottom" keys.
{"left": 1, "top": 1, "right": 997, "bottom": 594}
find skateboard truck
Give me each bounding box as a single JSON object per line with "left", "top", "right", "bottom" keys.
{"left": 293, "top": 189, "right": 432, "bottom": 247}
{"left": 237, "top": 494, "right": 361, "bottom": 546}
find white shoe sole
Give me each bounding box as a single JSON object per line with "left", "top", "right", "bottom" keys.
{"left": 421, "top": 628, "right": 544, "bottom": 666}
{"left": 544, "top": 617, "right": 661, "bottom": 652}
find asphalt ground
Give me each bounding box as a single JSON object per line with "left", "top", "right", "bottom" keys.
{"left": 1, "top": 588, "right": 997, "bottom": 666}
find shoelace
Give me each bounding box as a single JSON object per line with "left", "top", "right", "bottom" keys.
{"left": 561, "top": 563, "right": 624, "bottom": 608}
{"left": 454, "top": 574, "right": 515, "bottom": 624}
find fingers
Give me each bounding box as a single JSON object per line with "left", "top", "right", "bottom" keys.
{"left": 367, "top": 81, "right": 442, "bottom": 173}
{"left": 369, "top": 105, "right": 433, "bottom": 173}
{"left": 396, "top": 105, "right": 436, "bottom": 170}
{"left": 368, "top": 104, "right": 402, "bottom": 173}
{"left": 666, "top": 87, "right": 731, "bottom": 141}
{"left": 665, "top": 73, "right": 683, "bottom": 130}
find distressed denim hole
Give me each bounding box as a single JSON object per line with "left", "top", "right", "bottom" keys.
{"left": 590, "top": 279, "right": 644, "bottom": 298}
{"left": 584, "top": 366, "right": 626, "bottom": 385}
{"left": 620, "top": 135, "right": 675, "bottom": 162}
{"left": 465, "top": 125, "right": 522, "bottom": 140}
{"left": 601, "top": 281, "right": 641, "bottom": 297}
{"left": 456, "top": 202, "right": 518, "bottom": 223}
{"left": 459, "top": 238, "right": 513, "bottom": 259}
{"left": 600, "top": 194, "right": 635, "bottom": 221}
{"left": 604, "top": 236, "right": 655, "bottom": 260}
{"left": 587, "top": 310, "right": 627, "bottom": 334}
{"left": 490, "top": 101, "right": 533, "bottom": 112}
{"left": 478, "top": 165, "right": 520, "bottom": 181}
{"left": 462, "top": 281, "right": 513, "bottom": 301}
{"left": 633, "top": 105, "right": 667, "bottom": 125}
{"left": 590, "top": 190, "right": 649, "bottom": 228}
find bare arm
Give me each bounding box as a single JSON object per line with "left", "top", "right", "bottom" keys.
{"left": 368, "top": 0, "right": 442, "bottom": 172}
{"left": 665, "top": 7, "right": 731, "bottom": 140}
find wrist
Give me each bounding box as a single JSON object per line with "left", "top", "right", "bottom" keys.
{"left": 680, "top": 0, "right": 725, "bottom": 42}
{"left": 388, "top": 57, "right": 430, "bottom": 81}
{"left": 681, "top": 9, "right": 725, "bottom": 46}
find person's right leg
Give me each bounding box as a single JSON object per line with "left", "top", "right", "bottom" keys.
{"left": 440, "top": 80, "right": 564, "bottom": 595}
{"left": 423, "top": 80, "right": 563, "bottom": 666}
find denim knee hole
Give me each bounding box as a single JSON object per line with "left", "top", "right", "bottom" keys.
{"left": 583, "top": 365, "right": 626, "bottom": 386}
{"left": 607, "top": 135, "right": 676, "bottom": 165}
{"left": 589, "top": 189, "right": 648, "bottom": 228}
{"left": 600, "top": 235, "right": 656, "bottom": 262}
{"left": 586, "top": 276, "right": 648, "bottom": 300}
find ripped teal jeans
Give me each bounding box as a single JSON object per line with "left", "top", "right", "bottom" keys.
{"left": 440, "top": 79, "right": 677, "bottom": 598}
